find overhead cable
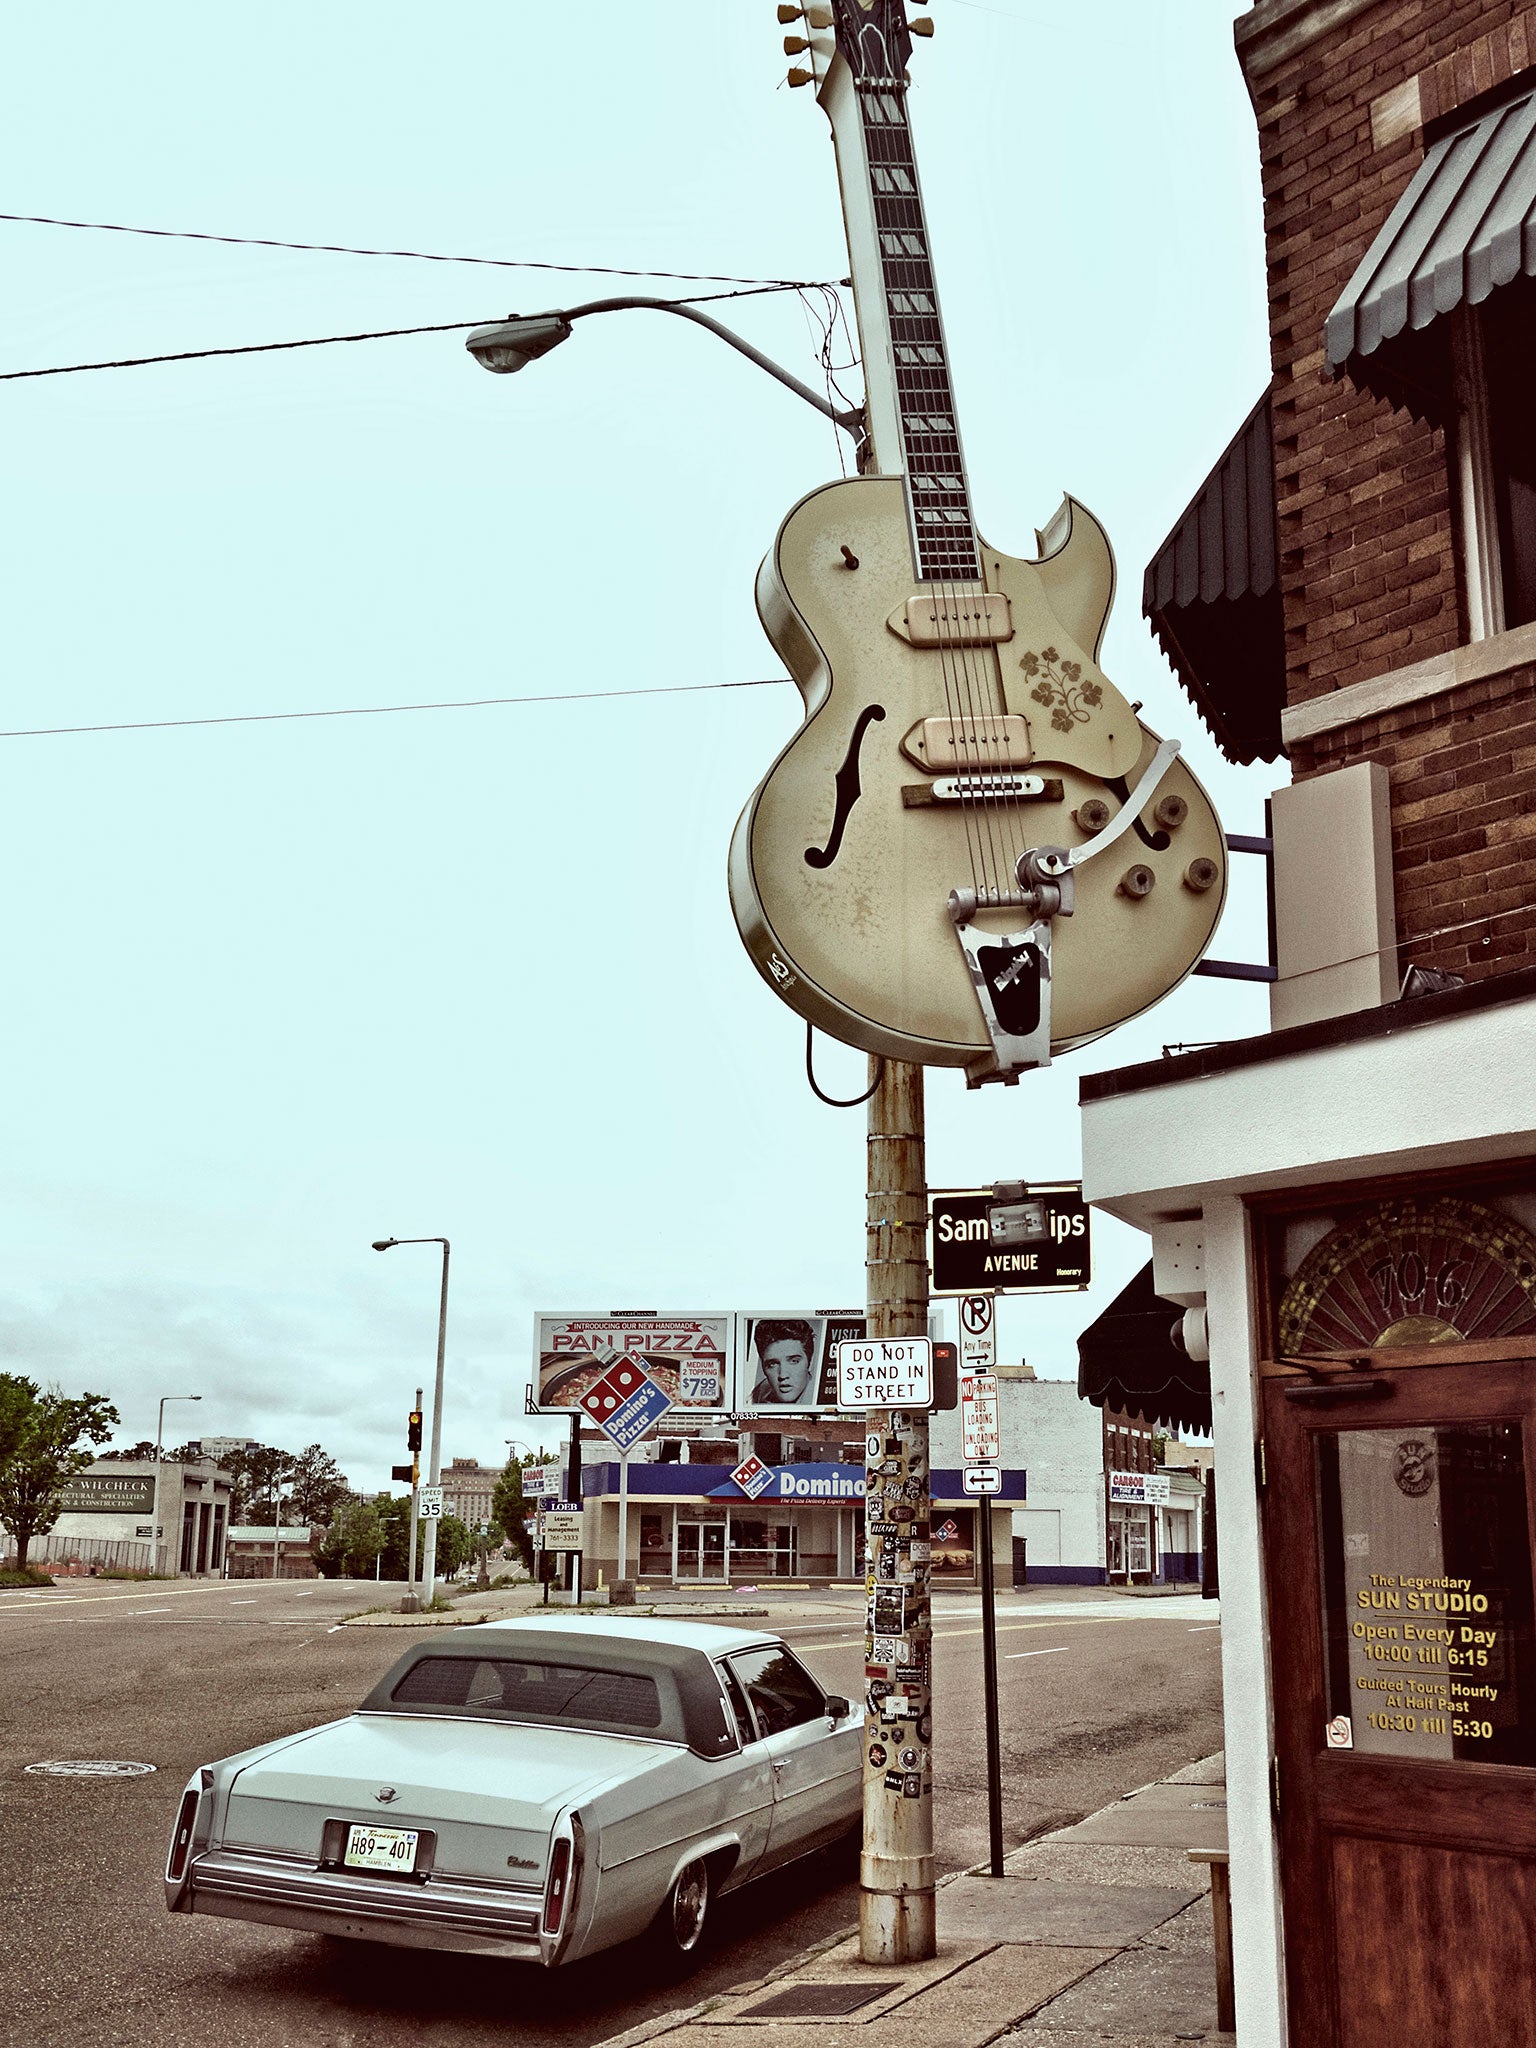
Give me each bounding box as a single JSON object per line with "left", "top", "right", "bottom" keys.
{"left": 0, "top": 675, "right": 791, "bottom": 740}
{"left": 0, "top": 212, "right": 805, "bottom": 287}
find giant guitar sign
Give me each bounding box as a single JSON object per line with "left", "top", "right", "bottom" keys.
{"left": 728, "top": 0, "right": 1225, "bottom": 1085}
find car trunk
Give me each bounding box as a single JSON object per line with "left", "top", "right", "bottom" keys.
{"left": 222, "top": 1713, "right": 673, "bottom": 1884}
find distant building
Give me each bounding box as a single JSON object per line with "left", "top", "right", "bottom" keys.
{"left": 224, "top": 1524, "right": 322, "bottom": 1580}
{"left": 440, "top": 1457, "right": 501, "bottom": 1532}
{"left": 24, "top": 1457, "right": 235, "bottom": 1577}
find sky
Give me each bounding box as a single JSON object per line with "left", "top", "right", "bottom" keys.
{"left": 1, "top": 0, "right": 1281, "bottom": 1495}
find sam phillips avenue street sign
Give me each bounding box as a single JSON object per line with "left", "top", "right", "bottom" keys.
{"left": 928, "top": 1186, "right": 1091, "bottom": 1296}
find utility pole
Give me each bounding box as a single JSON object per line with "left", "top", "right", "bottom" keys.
{"left": 861, "top": 1057, "right": 934, "bottom": 1963}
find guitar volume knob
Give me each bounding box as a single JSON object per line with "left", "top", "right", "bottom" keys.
{"left": 1153, "top": 792, "right": 1188, "bottom": 831}
{"left": 1117, "top": 865, "right": 1156, "bottom": 900}
{"left": 1183, "top": 858, "right": 1220, "bottom": 893}
{"left": 1073, "top": 798, "right": 1111, "bottom": 834}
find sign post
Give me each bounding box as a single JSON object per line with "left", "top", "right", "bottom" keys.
{"left": 580, "top": 1356, "right": 674, "bottom": 1586}
{"left": 977, "top": 1477, "right": 1004, "bottom": 1878}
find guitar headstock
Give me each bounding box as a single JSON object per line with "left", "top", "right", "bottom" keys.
{"left": 779, "top": 3, "right": 931, "bottom": 91}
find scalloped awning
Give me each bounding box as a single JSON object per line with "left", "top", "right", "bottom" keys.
{"left": 1325, "top": 88, "right": 1536, "bottom": 421}
{"left": 1142, "top": 391, "right": 1284, "bottom": 768}
{"left": 1076, "top": 1262, "right": 1210, "bottom": 1436}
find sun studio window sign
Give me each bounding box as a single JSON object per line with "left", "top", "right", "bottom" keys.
{"left": 737, "top": 1311, "right": 867, "bottom": 1414}
{"left": 534, "top": 1314, "right": 730, "bottom": 1413}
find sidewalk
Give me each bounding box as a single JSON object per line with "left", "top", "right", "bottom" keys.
{"left": 604, "top": 1754, "right": 1232, "bottom": 2048}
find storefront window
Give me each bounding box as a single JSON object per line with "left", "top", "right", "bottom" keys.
{"left": 728, "top": 1518, "right": 796, "bottom": 1577}
{"left": 638, "top": 1513, "right": 670, "bottom": 1579}
{"left": 1316, "top": 1423, "right": 1536, "bottom": 1764}
{"left": 931, "top": 1509, "right": 975, "bottom": 1577}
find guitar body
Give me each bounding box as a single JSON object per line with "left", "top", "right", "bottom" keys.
{"left": 729, "top": 475, "right": 1228, "bottom": 1067}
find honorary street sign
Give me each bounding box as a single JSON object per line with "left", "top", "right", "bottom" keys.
{"left": 963, "top": 1465, "right": 1002, "bottom": 1496}
{"left": 929, "top": 1186, "right": 1091, "bottom": 1296}
{"left": 417, "top": 1485, "right": 444, "bottom": 1520}
{"left": 836, "top": 1337, "right": 933, "bottom": 1408}
{"left": 537, "top": 1506, "right": 584, "bottom": 1552}
{"left": 729, "top": 1454, "right": 775, "bottom": 1500}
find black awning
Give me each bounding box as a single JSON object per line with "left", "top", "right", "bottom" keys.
{"left": 1077, "top": 1261, "right": 1211, "bottom": 1436}
{"left": 1325, "top": 88, "right": 1536, "bottom": 421}
{"left": 1142, "top": 391, "right": 1285, "bottom": 767}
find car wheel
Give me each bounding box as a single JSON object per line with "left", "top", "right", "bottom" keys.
{"left": 656, "top": 1857, "right": 712, "bottom": 1966}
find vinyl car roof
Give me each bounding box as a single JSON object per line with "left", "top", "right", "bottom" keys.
{"left": 359, "top": 1619, "right": 779, "bottom": 1758}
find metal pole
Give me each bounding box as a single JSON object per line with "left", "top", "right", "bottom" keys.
{"left": 617, "top": 1447, "right": 630, "bottom": 1587}
{"left": 404, "top": 1384, "right": 422, "bottom": 1612}
{"left": 861, "top": 1056, "right": 935, "bottom": 1964}
{"left": 566, "top": 1410, "right": 582, "bottom": 1606}
{"left": 420, "top": 1241, "right": 451, "bottom": 1606}
{"left": 155, "top": 1398, "right": 166, "bottom": 1580}
{"left": 272, "top": 1482, "right": 281, "bottom": 1580}
{"left": 979, "top": 1500, "right": 1004, "bottom": 1876}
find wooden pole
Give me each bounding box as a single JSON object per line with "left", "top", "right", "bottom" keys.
{"left": 860, "top": 1055, "right": 936, "bottom": 1963}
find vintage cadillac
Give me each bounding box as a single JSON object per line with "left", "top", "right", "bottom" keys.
{"left": 164, "top": 1615, "right": 861, "bottom": 1966}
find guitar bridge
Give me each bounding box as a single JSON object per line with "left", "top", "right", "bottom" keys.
{"left": 951, "top": 915, "right": 1055, "bottom": 1084}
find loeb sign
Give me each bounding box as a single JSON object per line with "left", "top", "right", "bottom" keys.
{"left": 836, "top": 1337, "right": 933, "bottom": 1408}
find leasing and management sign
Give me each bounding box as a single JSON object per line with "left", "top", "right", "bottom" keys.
{"left": 58, "top": 1473, "right": 157, "bottom": 1515}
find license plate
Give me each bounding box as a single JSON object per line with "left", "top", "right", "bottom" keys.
{"left": 342, "top": 1822, "right": 420, "bottom": 1874}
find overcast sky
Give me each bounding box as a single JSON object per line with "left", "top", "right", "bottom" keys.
{"left": 2, "top": 1, "right": 1280, "bottom": 1494}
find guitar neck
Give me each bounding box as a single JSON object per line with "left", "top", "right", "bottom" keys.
{"left": 820, "top": 58, "right": 981, "bottom": 584}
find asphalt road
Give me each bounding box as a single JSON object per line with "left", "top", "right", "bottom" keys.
{"left": 0, "top": 1577, "right": 1222, "bottom": 2048}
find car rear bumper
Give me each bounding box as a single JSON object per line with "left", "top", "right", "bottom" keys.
{"left": 180, "top": 1848, "right": 552, "bottom": 1961}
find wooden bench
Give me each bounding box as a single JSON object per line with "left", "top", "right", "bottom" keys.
{"left": 1188, "top": 1848, "right": 1235, "bottom": 2033}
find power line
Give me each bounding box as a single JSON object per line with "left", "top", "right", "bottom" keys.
{"left": 0, "top": 675, "right": 791, "bottom": 740}
{"left": 0, "top": 280, "right": 836, "bottom": 384}
{"left": 0, "top": 212, "right": 804, "bottom": 287}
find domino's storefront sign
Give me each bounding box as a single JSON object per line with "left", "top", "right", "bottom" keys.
{"left": 709, "top": 1463, "right": 866, "bottom": 1503}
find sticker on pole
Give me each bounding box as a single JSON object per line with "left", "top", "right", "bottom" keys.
{"left": 836, "top": 1338, "right": 933, "bottom": 1408}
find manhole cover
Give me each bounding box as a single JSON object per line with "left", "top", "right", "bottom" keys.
{"left": 741, "top": 1984, "right": 902, "bottom": 2019}
{"left": 1191, "top": 1799, "right": 1227, "bottom": 1809}
{"left": 24, "top": 1759, "right": 157, "bottom": 1778}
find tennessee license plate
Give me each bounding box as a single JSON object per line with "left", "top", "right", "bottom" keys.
{"left": 342, "top": 1822, "right": 420, "bottom": 1874}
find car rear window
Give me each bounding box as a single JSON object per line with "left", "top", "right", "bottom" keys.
{"left": 389, "top": 1655, "right": 664, "bottom": 1731}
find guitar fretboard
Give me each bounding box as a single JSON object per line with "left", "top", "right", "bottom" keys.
{"left": 858, "top": 83, "right": 981, "bottom": 585}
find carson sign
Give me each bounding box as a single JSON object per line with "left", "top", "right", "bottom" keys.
{"left": 928, "top": 1186, "right": 1091, "bottom": 1296}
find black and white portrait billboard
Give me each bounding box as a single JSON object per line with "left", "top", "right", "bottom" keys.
{"left": 735, "top": 1312, "right": 867, "bottom": 1414}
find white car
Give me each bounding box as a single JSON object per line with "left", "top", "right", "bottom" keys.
{"left": 165, "top": 1615, "right": 861, "bottom": 1967}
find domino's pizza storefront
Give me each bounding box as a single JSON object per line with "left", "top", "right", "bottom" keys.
{"left": 578, "top": 1462, "right": 1027, "bottom": 1587}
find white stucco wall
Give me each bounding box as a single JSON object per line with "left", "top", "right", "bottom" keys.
{"left": 933, "top": 1377, "right": 1105, "bottom": 1580}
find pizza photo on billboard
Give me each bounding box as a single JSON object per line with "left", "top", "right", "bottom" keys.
{"left": 533, "top": 1316, "right": 730, "bottom": 1413}
{"left": 737, "top": 1312, "right": 867, "bottom": 1413}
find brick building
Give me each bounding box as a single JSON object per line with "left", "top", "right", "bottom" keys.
{"left": 1079, "top": 3, "right": 1536, "bottom": 2043}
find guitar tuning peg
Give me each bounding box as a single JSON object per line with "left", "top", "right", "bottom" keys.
{"left": 776, "top": 3, "right": 799, "bottom": 19}
{"left": 909, "top": 14, "right": 935, "bottom": 33}
{"left": 786, "top": 65, "right": 816, "bottom": 85}
{"left": 806, "top": 5, "right": 833, "bottom": 22}
{"left": 784, "top": 33, "right": 810, "bottom": 52}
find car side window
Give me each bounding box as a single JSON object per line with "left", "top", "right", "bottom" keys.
{"left": 716, "top": 1661, "right": 756, "bottom": 1747}
{"left": 727, "top": 1645, "right": 826, "bottom": 1736}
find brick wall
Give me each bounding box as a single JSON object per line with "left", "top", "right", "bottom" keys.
{"left": 1240, "top": 0, "right": 1536, "bottom": 978}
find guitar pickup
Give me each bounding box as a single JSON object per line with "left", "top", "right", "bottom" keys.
{"left": 888, "top": 591, "right": 1013, "bottom": 646}
{"left": 903, "top": 774, "right": 1061, "bottom": 807}
{"left": 900, "top": 713, "right": 1033, "bottom": 771}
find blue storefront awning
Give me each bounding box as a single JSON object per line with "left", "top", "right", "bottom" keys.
{"left": 581, "top": 1461, "right": 1026, "bottom": 1503}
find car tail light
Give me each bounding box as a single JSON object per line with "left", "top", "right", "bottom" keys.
{"left": 542, "top": 1837, "right": 572, "bottom": 1935}
{"left": 167, "top": 1785, "right": 202, "bottom": 1883}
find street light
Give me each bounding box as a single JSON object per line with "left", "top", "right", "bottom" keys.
{"left": 465, "top": 296, "right": 865, "bottom": 440}
{"left": 153, "top": 1395, "right": 201, "bottom": 1577}
{"left": 373, "top": 1236, "right": 451, "bottom": 1608}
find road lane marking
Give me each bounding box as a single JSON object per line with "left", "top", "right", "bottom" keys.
{"left": 1006, "top": 1647, "right": 1069, "bottom": 1660}
{"left": 132, "top": 1609, "right": 172, "bottom": 1615}
{"left": 0, "top": 1582, "right": 355, "bottom": 1618}
{"left": 793, "top": 1617, "right": 1122, "bottom": 1654}
{"left": 230, "top": 1599, "right": 257, "bottom": 1604}
{"left": 294, "top": 1590, "right": 316, "bottom": 1597}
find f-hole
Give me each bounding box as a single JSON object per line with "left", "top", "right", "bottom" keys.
{"left": 1105, "top": 774, "right": 1171, "bottom": 852}
{"left": 805, "top": 704, "right": 886, "bottom": 870}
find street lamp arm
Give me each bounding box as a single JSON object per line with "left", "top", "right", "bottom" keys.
{"left": 563, "top": 295, "right": 863, "bottom": 437}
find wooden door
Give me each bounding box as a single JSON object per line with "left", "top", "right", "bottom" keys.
{"left": 1263, "top": 1357, "right": 1536, "bottom": 2046}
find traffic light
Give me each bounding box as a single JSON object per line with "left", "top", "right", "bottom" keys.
{"left": 932, "top": 1341, "right": 958, "bottom": 1411}
{"left": 407, "top": 1410, "right": 423, "bottom": 1453}
{"left": 391, "top": 1464, "right": 414, "bottom": 1483}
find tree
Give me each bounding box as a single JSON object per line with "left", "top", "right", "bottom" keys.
{"left": 0, "top": 1388, "right": 120, "bottom": 1570}
{"left": 223, "top": 1441, "right": 350, "bottom": 1524}
{"left": 98, "top": 1438, "right": 158, "bottom": 1462}
{"left": 314, "top": 1499, "right": 385, "bottom": 1579}
{"left": 491, "top": 1456, "right": 537, "bottom": 1574}
{"left": 433, "top": 1514, "right": 474, "bottom": 1581}
{"left": 0, "top": 1375, "right": 39, "bottom": 1482}
{"left": 376, "top": 1493, "right": 424, "bottom": 1582}
{"left": 285, "top": 1445, "right": 350, "bottom": 1525}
